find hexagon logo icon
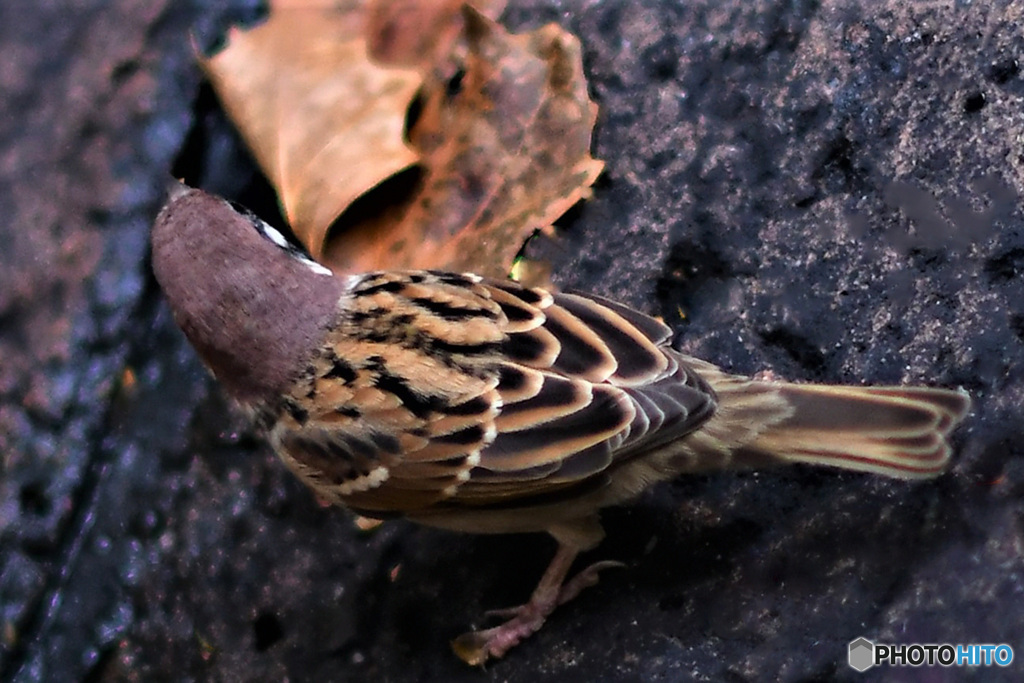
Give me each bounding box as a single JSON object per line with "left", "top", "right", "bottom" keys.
{"left": 848, "top": 637, "right": 875, "bottom": 672}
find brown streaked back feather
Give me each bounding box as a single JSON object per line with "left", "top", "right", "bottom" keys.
{"left": 270, "top": 271, "right": 718, "bottom": 514}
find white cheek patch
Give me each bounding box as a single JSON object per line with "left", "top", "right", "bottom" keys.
{"left": 253, "top": 215, "right": 333, "bottom": 277}
{"left": 303, "top": 259, "right": 334, "bottom": 276}
{"left": 260, "top": 223, "right": 291, "bottom": 249}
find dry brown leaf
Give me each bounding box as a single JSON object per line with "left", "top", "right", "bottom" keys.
{"left": 205, "top": 2, "right": 601, "bottom": 283}
{"left": 201, "top": 0, "right": 422, "bottom": 256}
{"left": 366, "top": 0, "right": 506, "bottom": 70}
{"left": 322, "top": 7, "right": 604, "bottom": 281}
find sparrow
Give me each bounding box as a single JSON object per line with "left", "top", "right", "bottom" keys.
{"left": 151, "top": 186, "right": 970, "bottom": 665}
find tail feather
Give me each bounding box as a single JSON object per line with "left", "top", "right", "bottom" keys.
{"left": 741, "top": 384, "right": 971, "bottom": 479}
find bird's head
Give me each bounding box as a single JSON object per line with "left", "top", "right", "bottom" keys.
{"left": 151, "top": 186, "right": 345, "bottom": 406}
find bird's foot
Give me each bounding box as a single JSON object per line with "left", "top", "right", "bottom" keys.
{"left": 451, "top": 559, "right": 624, "bottom": 666}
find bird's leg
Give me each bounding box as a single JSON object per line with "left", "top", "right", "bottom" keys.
{"left": 450, "top": 542, "right": 624, "bottom": 666}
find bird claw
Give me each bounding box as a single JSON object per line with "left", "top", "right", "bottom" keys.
{"left": 451, "top": 559, "right": 626, "bottom": 666}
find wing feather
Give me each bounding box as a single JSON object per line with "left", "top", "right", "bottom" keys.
{"left": 478, "top": 384, "right": 635, "bottom": 472}
{"left": 541, "top": 305, "right": 618, "bottom": 381}
{"left": 555, "top": 293, "right": 669, "bottom": 384}
{"left": 569, "top": 290, "right": 673, "bottom": 345}
{"left": 270, "top": 272, "right": 717, "bottom": 515}
{"left": 494, "top": 374, "right": 592, "bottom": 432}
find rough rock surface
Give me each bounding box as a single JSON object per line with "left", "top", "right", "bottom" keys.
{"left": 1, "top": 1, "right": 1021, "bottom": 681}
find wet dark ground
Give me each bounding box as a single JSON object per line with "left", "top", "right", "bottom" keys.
{"left": 1, "top": 1, "right": 1022, "bottom": 681}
